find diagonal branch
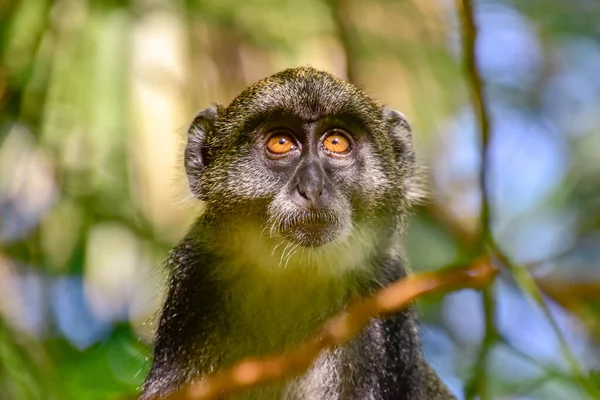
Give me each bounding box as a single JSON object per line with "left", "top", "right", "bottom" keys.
{"left": 492, "top": 247, "right": 600, "bottom": 398}
{"left": 149, "top": 259, "right": 497, "bottom": 400}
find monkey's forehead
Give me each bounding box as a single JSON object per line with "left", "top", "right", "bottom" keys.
{"left": 217, "top": 67, "right": 384, "bottom": 134}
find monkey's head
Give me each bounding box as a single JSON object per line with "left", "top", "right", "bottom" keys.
{"left": 185, "top": 67, "right": 420, "bottom": 249}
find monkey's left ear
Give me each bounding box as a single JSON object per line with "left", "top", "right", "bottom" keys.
{"left": 382, "top": 107, "right": 424, "bottom": 204}
{"left": 185, "top": 105, "right": 220, "bottom": 200}
{"left": 382, "top": 107, "right": 414, "bottom": 166}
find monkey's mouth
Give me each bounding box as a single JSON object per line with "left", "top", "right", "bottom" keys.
{"left": 273, "top": 210, "right": 341, "bottom": 247}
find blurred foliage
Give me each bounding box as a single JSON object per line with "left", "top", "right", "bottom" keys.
{"left": 1, "top": 0, "right": 600, "bottom": 399}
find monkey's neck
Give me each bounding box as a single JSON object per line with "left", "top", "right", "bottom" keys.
{"left": 195, "top": 215, "right": 385, "bottom": 364}
{"left": 220, "top": 259, "right": 361, "bottom": 360}
{"left": 201, "top": 213, "right": 384, "bottom": 278}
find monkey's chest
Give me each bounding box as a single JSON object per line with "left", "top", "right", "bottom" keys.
{"left": 213, "top": 284, "right": 348, "bottom": 400}
{"left": 207, "top": 259, "right": 369, "bottom": 399}
{"left": 222, "top": 278, "right": 349, "bottom": 359}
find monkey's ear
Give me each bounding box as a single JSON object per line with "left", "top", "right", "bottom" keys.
{"left": 382, "top": 107, "right": 414, "bottom": 165}
{"left": 382, "top": 107, "right": 425, "bottom": 204}
{"left": 185, "top": 105, "right": 219, "bottom": 200}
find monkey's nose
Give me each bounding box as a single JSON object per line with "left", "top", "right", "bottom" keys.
{"left": 293, "top": 160, "right": 329, "bottom": 208}
{"left": 297, "top": 184, "right": 323, "bottom": 203}
{"left": 294, "top": 182, "right": 329, "bottom": 209}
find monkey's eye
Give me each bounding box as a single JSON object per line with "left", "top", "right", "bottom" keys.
{"left": 322, "top": 131, "right": 351, "bottom": 154}
{"left": 266, "top": 133, "right": 297, "bottom": 155}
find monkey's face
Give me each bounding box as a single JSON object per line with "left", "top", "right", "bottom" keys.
{"left": 185, "top": 68, "right": 418, "bottom": 249}
{"left": 254, "top": 117, "right": 374, "bottom": 247}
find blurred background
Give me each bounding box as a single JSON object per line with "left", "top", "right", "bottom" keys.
{"left": 1, "top": 0, "right": 600, "bottom": 399}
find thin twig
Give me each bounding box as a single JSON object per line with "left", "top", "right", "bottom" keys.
{"left": 456, "top": 1, "right": 599, "bottom": 397}
{"left": 492, "top": 246, "right": 600, "bottom": 398}
{"left": 153, "top": 259, "right": 498, "bottom": 400}
{"left": 454, "top": 1, "right": 496, "bottom": 399}
{"left": 455, "top": 0, "right": 492, "bottom": 241}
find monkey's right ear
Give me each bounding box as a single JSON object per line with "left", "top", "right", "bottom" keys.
{"left": 184, "top": 105, "right": 220, "bottom": 200}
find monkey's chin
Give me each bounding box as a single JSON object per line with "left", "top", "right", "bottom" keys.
{"left": 269, "top": 208, "right": 346, "bottom": 247}
{"left": 283, "top": 223, "right": 341, "bottom": 248}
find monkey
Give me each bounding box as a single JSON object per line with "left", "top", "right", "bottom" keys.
{"left": 140, "top": 66, "right": 456, "bottom": 400}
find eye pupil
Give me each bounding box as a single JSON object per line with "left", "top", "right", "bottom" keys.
{"left": 278, "top": 138, "right": 286, "bottom": 145}
{"left": 331, "top": 138, "right": 339, "bottom": 145}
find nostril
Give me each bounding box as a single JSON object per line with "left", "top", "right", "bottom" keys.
{"left": 296, "top": 185, "right": 325, "bottom": 203}
{"left": 297, "top": 185, "right": 309, "bottom": 200}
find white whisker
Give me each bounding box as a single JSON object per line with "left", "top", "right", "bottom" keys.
{"left": 271, "top": 240, "right": 285, "bottom": 257}
{"left": 284, "top": 244, "right": 299, "bottom": 269}
{"left": 279, "top": 241, "right": 295, "bottom": 267}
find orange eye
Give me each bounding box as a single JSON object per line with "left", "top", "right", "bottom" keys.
{"left": 323, "top": 133, "right": 351, "bottom": 154}
{"left": 267, "top": 134, "right": 296, "bottom": 154}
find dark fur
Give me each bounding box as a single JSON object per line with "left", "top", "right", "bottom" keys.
{"left": 141, "top": 67, "right": 455, "bottom": 399}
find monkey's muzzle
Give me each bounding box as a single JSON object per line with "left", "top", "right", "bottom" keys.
{"left": 277, "top": 209, "right": 342, "bottom": 248}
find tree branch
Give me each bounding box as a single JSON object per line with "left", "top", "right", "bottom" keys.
{"left": 149, "top": 259, "right": 498, "bottom": 400}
